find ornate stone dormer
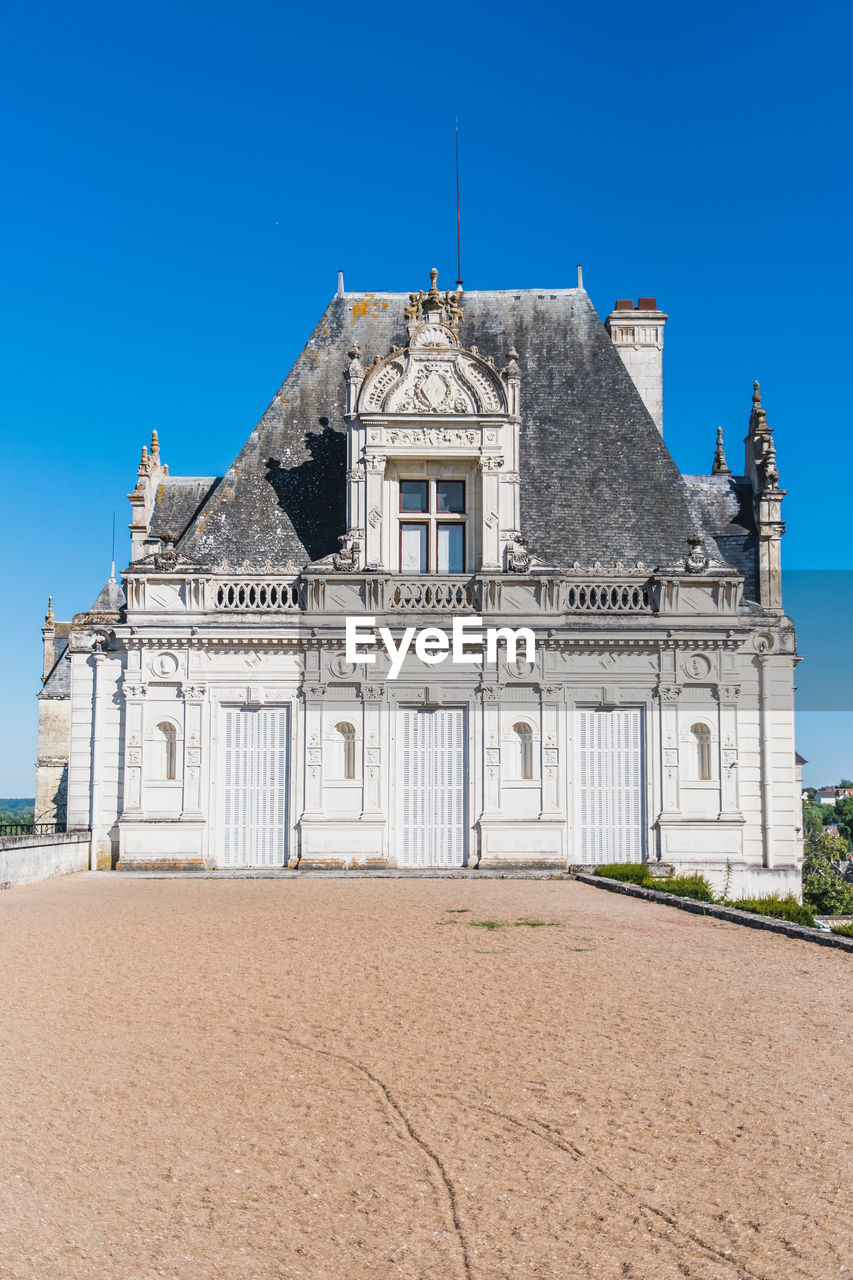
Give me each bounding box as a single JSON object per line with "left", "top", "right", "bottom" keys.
{"left": 342, "top": 269, "right": 526, "bottom": 574}
{"left": 744, "top": 382, "right": 786, "bottom": 610}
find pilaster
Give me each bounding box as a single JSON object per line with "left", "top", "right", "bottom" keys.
{"left": 359, "top": 683, "right": 385, "bottom": 816}
{"left": 181, "top": 683, "right": 207, "bottom": 815}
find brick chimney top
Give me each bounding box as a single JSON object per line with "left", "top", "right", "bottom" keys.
{"left": 614, "top": 297, "right": 659, "bottom": 312}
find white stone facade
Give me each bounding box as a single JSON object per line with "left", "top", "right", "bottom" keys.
{"left": 44, "top": 274, "right": 803, "bottom": 896}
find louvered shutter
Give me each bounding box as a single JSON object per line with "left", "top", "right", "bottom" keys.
{"left": 400, "top": 707, "right": 466, "bottom": 867}
{"left": 221, "top": 707, "right": 289, "bottom": 867}
{"left": 577, "top": 708, "right": 644, "bottom": 864}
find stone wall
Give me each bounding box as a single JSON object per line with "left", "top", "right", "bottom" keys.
{"left": 0, "top": 831, "right": 90, "bottom": 889}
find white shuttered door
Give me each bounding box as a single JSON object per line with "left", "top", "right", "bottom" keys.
{"left": 577, "top": 708, "right": 644, "bottom": 864}
{"left": 222, "top": 707, "right": 289, "bottom": 867}
{"left": 400, "top": 707, "right": 466, "bottom": 867}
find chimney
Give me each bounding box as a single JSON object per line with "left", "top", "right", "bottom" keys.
{"left": 604, "top": 297, "right": 668, "bottom": 434}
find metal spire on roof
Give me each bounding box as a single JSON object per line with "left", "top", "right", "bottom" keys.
{"left": 455, "top": 121, "right": 463, "bottom": 290}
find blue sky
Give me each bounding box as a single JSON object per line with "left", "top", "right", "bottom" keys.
{"left": 1, "top": 0, "right": 850, "bottom": 794}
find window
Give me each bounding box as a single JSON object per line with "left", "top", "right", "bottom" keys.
{"left": 336, "top": 722, "right": 356, "bottom": 779}
{"left": 514, "top": 722, "right": 534, "bottom": 780}
{"left": 398, "top": 479, "right": 466, "bottom": 573}
{"left": 154, "top": 722, "right": 178, "bottom": 780}
{"left": 691, "top": 723, "right": 712, "bottom": 780}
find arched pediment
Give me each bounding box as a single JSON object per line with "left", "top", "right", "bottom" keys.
{"left": 359, "top": 346, "right": 507, "bottom": 416}
{"left": 351, "top": 268, "right": 511, "bottom": 418}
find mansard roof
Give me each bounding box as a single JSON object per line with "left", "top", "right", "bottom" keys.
{"left": 683, "top": 474, "right": 759, "bottom": 604}
{"left": 40, "top": 578, "right": 126, "bottom": 699}
{"left": 148, "top": 476, "right": 221, "bottom": 545}
{"left": 40, "top": 629, "right": 70, "bottom": 698}
{"left": 174, "top": 284, "right": 729, "bottom": 574}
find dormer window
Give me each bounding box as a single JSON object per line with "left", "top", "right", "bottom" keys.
{"left": 399, "top": 479, "right": 466, "bottom": 573}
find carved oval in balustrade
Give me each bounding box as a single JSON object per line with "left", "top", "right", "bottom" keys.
{"left": 390, "top": 579, "right": 477, "bottom": 611}
{"left": 214, "top": 579, "right": 302, "bottom": 610}
{"left": 564, "top": 582, "right": 650, "bottom": 613}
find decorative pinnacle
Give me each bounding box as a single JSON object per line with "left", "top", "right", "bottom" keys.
{"left": 136, "top": 443, "right": 150, "bottom": 487}
{"left": 748, "top": 380, "right": 780, "bottom": 489}
{"left": 712, "top": 426, "right": 731, "bottom": 475}
{"left": 151, "top": 429, "right": 160, "bottom": 454}
{"left": 45, "top": 596, "right": 55, "bottom": 626}
{"left": 428, "top": 267, "right": 440, "bottom": 296}
{"left": 503, "top": 346, "right": 521, "bottom": 380}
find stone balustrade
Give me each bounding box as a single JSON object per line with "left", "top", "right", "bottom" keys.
{"left": 121, "top": 567, "right": 742, "bottom": 620}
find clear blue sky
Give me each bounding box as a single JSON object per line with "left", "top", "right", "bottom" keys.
{"left": 1, "top": 0, "right": 850, "bottom": 795}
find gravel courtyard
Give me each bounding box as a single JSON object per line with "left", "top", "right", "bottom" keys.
{"left": 0, "top": 873, "right": 850, "bottom": 1280}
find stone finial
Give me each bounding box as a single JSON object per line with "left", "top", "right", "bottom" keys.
{"left": 446, "top": 291, "right": 464, "bottom": 332}
{"left": 151, "top": 429, "right": 160, "bottom": 455}
{"left": 748, "top": 380, "right": 780, "bottom": 489}
{"left": 712, "top": 426, "right": 731, "bottom": 475}
{"left": 504, "top": 346, "right": 521, "bottom": 379}
{"left": 404, "top": 269, "right": 463, "bottom": 334}
{"left": 347, "top": 343, "right": 364, "bottom": 379}
{"left": 685, "top": 535, "right": 709, "bottom": 574}
{"left": 45, "top": 596, "right": 55, "bottom": 626}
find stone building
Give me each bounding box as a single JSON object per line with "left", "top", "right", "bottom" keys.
{"left": 36, "top": 269, "right": 802, "bottom": 894}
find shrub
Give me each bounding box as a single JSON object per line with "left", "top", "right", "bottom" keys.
{"left": 593, "top": 863, "right": 649, "bottom": 884}
{"left": 731, "top": 896, "right": 816, "bottom": 928}
{"left": 802, "top": 834, "right": 853, "bottom": 915}
{"left": 652, "top": 874, "right": 715, "bottom": 903}
{"left": 592, "top": 864, "right": 713, "bottom": 902}
{"left": 830, "top": 922, "right": 853, "bottom": 939}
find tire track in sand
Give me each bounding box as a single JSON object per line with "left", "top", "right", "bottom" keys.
{"left": 448, "top": 1097, "right": 770, "bottom": 1280}
{"left": 275, "top": 1031, "right": 472, "bottom": 1279}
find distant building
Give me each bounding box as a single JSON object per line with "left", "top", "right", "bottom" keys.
{"left": 36, "top": 269, "right": 803, "bottom": 897}
{"left": 815, "top": 788, "right": 853, "bottom": 805}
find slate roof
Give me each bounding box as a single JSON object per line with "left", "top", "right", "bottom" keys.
{"left": 41, "top": 579, "right": 128, "bottom": 697}
{"left": 173, "top": 285, "right": 756, "bottom": 590}
{"left": 89, "top": 577, "right": 126, "bottom": 614}
{"left": 41, "top": 647, "right": 70, "bottom": 697}
{"left": 41, "top": 628, "right": 70, "bottom": 698}
{"left": 148, "top": 476, "right": 221, "bottom": 544}
{"left": 683, "top": 474, "right": 759, "bottom": 604}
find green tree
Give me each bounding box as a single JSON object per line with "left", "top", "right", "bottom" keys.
{"left": 803, "top": 805, "right": 824, "bottom": 841}
{"left": 802, "top": 832, "right": 853, "bottom": 915}
{"left": 835, "top": 795, "right": 853, "bottom": 828}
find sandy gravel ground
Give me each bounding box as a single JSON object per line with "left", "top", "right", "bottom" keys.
{"left": 0, "top": 874, "right": 850, "bottom": 1280}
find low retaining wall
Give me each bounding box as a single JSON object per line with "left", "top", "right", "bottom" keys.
{"left": 574, "top": 872, "right": 853, "bottom": 952}
{"left": 0, "top": 831, "right": 91, "bottom": 889}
